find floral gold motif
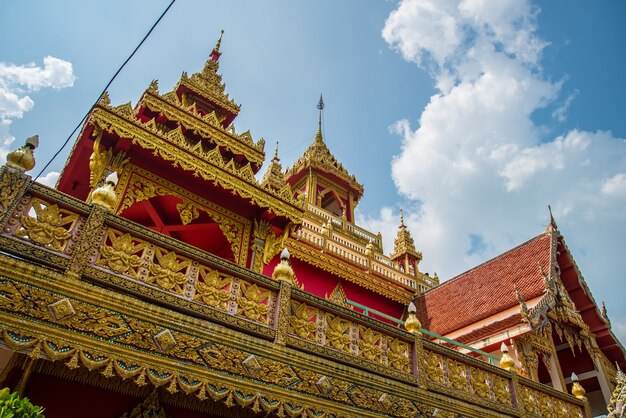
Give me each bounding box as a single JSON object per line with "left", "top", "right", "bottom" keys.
{"left": 358, "top": 325, "right": 382, "bottom": 363}
{"left": 325, "top": 313, "right": 352, "bottom": 352}
{"left": 424, "top": 351, "right": 445, "bottom": 385}
{"left": 146, "top": 248, "right": 191, "bottom": 295}
{"left": 193, "top": 268, "right": 231, "bottom": 309}
{"left": 14, "top": 199, "right": 78, "bottom": 252}
{"left": 289, "top": 300, "right": 318, "bottom": 340}
{"left": 99, "top": 231, "right": 145, "bottom": 276}
{"left": 48, "top": 298, "right": 76, "bottom": 321}
{"left": 237, "top": 282, "right": 270, "bottom": 322}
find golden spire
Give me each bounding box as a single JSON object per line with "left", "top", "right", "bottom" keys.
{"left": 210, "top": 29, "right": 224, "bottom": 62}
{"left": 315, "top": 94, "right": 324, "bottom": 144}
{"left": 284, "top": 96, "right": 364, "bottom": 196}
{"left": 260, "top": 142, "right": 288, "bottom": 191}
{"left": 391, "top": 209, "right": 422, "bottom": 262}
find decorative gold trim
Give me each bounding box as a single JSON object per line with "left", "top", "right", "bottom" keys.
{"left": 287, "top": 239, "right": 413, "bottom": 304}
{"left": 89, "top": 107, "right": 303, "bottom": 224}
{"left": 140, "top": 91, "right": 264, "bottom": 165}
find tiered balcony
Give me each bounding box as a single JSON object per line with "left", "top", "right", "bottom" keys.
{"left": 296, "top": 203, "right": 438, "bottom": 291}
{"left": 0, "top": 167, "right": 590, "bottom": 417}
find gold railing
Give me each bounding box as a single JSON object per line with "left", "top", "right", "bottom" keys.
{"left": 296, "top": 215, "right": 435, "bottom": 290}
{"left": 0, "top": 167, "right": 590, "bottom": 418}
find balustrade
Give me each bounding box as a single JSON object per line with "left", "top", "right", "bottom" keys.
{"left": 0, "top": 168, "right": 590, "bottom": 417}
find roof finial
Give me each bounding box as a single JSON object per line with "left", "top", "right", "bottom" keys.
{"left": 315, "top": 94, "right": 325, "bottom": 143}
{"left": 210, "top": 30, "right": 224, "bottom": 62}
{"left": 273, "top": 141, "right": 280, "bottom": 162}
{"left": 399, "top": 208, "right": 406, "bottom": 228}
{"left": 545, "top": 205, "right": 558, "bottom": 233}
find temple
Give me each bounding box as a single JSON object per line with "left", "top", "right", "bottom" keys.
{"left": 0, "top": 33, "right": 624, "bottom": 417}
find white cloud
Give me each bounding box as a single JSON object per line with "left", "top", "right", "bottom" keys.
{"left": 35, "top": 171, "right": 60, "bottom": 187}
{"left": 601, "top": 173, "right": 626, "bottom": 198}
{"left": 0, "top": 56, "right": 75, "bottom": 164}
{"left": 373, "top": 0, "right": 626, "bottom": 325}
{"left": 552, "top": 89, "right": 579, "bottom": 123}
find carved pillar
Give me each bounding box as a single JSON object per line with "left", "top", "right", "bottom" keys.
{"left": 509, "top": 372, "right": 522, "bottom": 412}
{"left": 273, "top": 281, "right": 292, "bottom": 346}
{"left": 0, "top": 167, "right": 31, "bottom": 230}
{"left": 593, "top": 349, "right": 614, "bottom": 405}
{"left": 548, "top": 338, "right": 567, "bottom": 392}
{"left": 65, "top": 205, "right": 107, "bottom": 279}
{"left": 251, "top": 219, "right": 270, "bottom": 273}
{"left": 412, "top": 335, "right": 426, "bottom": 388}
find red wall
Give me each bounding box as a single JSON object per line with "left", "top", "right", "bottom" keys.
{"left": 263, "top": 254, "right": 405, "bottom": 324}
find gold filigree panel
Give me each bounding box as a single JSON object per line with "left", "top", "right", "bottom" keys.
{"left": 7, "top": 197, "right": 80, "bottom": 253}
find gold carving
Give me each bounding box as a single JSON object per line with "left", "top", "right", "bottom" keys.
{"left": 48, "top": 298, "right": 75, "bottom": 321}
{"left": 424, "top": 351, "right": 445, "bottom": 385}
{"left": 448, "top": 360, "right": 467, "bottom": 391}
{"left": 88, "top": 127, "right": 112, "bottom": 189}
{"left": 358, "top": 325, "right": 382, "bottom": 363}
{"left": 176, "top": 201, "right": 199, "bottom": 225}
{"left": 142, "top": 92, "right": 264, "bottom": 165}
{"left": 242, "top": 354, "right": 261, "bottom": 377}
{"left": 99, "top": 231, "right": 144, "bottom": 276}
{"left": 387, "top": 337, "right": 410, "bottom": 373}
{"left": 153, "top": 329, "right": 177, "bottom": 352}
{"left": 493, "top": 375, "right": 511, "bottom": 406}
{"left": 117, "top": 169, "right": 248, "bottom": 264}
{"left": 147, "top": 249, "right": 191, "bottom": 295}
{"left": 237, "top": 281, "right": 270, "bottom": 322}
{"left": 13, "top": 199, "right": 78, "bottom": 252}
{"left": 289, "top": 300, "right": 318, "bottom": 341}
{"left": 325, "top": 313, "right": 352, "bottom": 353}
{"left": 193, "top": 268, "right": 231, "bottom": 309}
{"left": 90, "top": 108, "right": 303, "bottom": 224}
{"left": 469, "top": 367, "right": 490, "bottom": 399}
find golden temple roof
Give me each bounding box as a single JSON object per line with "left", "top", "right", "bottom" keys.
{"left": 284, "top": 113, "right": 363, "bottom": 196}
{"left": 261, "top": 142, "right": 289, "bottom": 191}
{"left": 390, "top": 210, "right": 422, "bottom": 260}
{"left": 178, "top": 32, "right": 241, "bottom": 116}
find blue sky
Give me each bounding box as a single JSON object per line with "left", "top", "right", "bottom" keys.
{"left": 1, "top": 1, "right": 625, "bottom": 340}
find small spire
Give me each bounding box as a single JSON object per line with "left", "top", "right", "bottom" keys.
{"left": 315, "top": 94, "right": 325, "bottom": 143}
{"left": 210, "top": 30, "right": 224, "bottom": 62}
{"left": 273, "top": 141, "right": 280, "bottom": 162}
{"left": 399, "top": 209, "right": 406, "bottom": 228}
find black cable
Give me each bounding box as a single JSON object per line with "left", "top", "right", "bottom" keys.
{"left": 32, "top": 0, "right": 177, "bottom": 182}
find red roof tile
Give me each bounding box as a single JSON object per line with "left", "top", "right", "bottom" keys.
{"left": 416, "top": 233, "right": 552, "bottom": 336}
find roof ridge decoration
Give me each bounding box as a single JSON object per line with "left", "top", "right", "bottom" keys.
{"left": 261, "top": 142, "right": 289, "bottom": 192}
{"left": 284, "top": 97, "right": 363, "bottom": 195}
{"left": 607, "top": 365, "right": 626, "bottom": 417}
{"left": 139, "top": 88, "right": 265, "bottom": 158}
{"left": 390, "top": 209, "right": 422, "bottom": 261}
{"left": 179, "top": 31, "right": 241, "bottom": 115}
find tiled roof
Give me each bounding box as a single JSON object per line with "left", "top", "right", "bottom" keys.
{"left": 454, "top": 314, "right": 524, "bottom": 345}
{"left": 416, "top": 233, "right": 552, "bottom": 336}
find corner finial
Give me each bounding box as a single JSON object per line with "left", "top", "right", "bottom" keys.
{"left": 210, "top": 30, "right": 224, "bottom": 62}
{"left": 6, "top": 135, "right": 39, "bottom": 172}
{"left": 546, "top": 205, "right": 558, "bottom": 232}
